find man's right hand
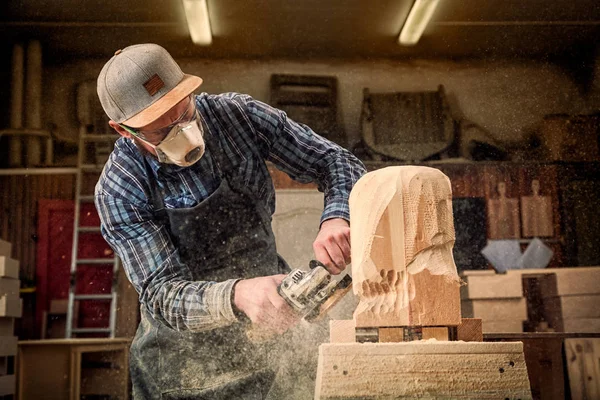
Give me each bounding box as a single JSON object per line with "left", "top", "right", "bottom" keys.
{"left": 233, "top": 275, "right": 300, "bottom": 334}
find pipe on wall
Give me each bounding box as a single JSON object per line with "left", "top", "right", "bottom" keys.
{"left": 24, "top": 40, "right": 42, "bottom": 167}
{"left": 9, "top": 43, "right": 24, "bottom": 167}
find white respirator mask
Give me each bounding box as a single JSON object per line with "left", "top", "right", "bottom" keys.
{"left": 121, "top": 111, "right": 206, "bottom": 167}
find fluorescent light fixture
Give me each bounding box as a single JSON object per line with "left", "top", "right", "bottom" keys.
{"left": 182, "top": 0, "right": 213, "bottom": 45}
{"left": 399, "top": 0, "right": 440, "bottom": 46}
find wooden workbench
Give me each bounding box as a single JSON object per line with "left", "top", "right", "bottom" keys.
{"left": 17, "top": 338, "right": 130, "bottom": 400}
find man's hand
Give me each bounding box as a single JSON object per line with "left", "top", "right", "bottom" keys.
{"left": 313, "top": 218, "right": 351, "bottom": 275}
{"left": 233, "top": 275, "right": 299, "bottom": 334}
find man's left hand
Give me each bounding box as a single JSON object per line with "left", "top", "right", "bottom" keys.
{"left": 313, "top": 218, "right": 351, "bottom": 275}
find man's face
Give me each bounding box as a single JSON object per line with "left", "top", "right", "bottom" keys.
{"left": 110, "top": 95, "right": 194, "bottom": 156}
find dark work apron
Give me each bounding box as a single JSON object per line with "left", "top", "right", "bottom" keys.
{"left": 129, "top": 131, "right": 289, "bottom": 400}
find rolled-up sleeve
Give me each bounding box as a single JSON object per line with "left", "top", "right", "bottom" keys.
{"left": 240, "top": 95, "right": 366, "bottom": 224}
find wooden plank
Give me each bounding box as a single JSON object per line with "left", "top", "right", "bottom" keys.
{"left": 564, "top": 338, "right": 600, "bottom": 400}
{"left": 483, "top": 320, "right": 524, "bottom": 333}
{"left": 329, "top": 320, "right": 355, "bottom": 343}
{"left": 379, "top": 327, "right": 404, "bottom": 343}
{"left": 315, "top": 342, "right": 531, "bottom": 399}
{"left": 520, "top": 179, "right": 554, "bottom": 238}
{"left": 461, "top": 273, "right": 523, "bottom": 299}
{"left": 0, "top": 241, "right": 11, "bottom": 258}
{"left": 520, "top": 337, "right": 565, "bottom": 400}
{"left": 0, "top": 374, "right": 15, "bottom": 396}
{"left": 0, "top": 318, "right": 14, "bottom": 337}
{"left": 0, "top": 278, "right": 19, "bottom": 297}
{"left": 542, "top": 295, "right": 600, "bottom": 331}
{"left": 115, "top": 265, "right": 139, "bottom": 338}
{"left": 487, "top": 182, "right": 521, "bottom": 239}
{"left": 0, "top": 337, "right": 17, "bottom": 357}
{"left": 457, "top": 318, "right": 483, "bottom": 342}
{"left": 461, "top": 298, "right": 527, "bottom": 321}
{"left": 422, "top": 327, "right": 449, "bottom": 341}
{"left": 0, "top": 257, "right": 19, "bottom": 279}
{"left": 539, "top": 268, "right": 600, "bottom": 297}
{"left": 561, "top": 318, "right": 600, "bottom": 333}
{"left": 0, "top": 295, "right": 21, "bottom": 318}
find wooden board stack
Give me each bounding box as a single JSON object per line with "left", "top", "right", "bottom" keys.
{"left": 0, "top": 239, "right": 20, "bottom": 399}
{"left": 460, "top": 270, "right": 527, "bottom": 333}
{"left": 539, "top": 267, "right": 600, "bottom": 332}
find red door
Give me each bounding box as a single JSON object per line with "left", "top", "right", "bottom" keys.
{"left": 36, "top": 199, "right": 113, "bottom": 337}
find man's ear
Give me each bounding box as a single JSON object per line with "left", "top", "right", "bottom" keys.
{"left": 109, "top": 120, "right": 132, "bottom": 138}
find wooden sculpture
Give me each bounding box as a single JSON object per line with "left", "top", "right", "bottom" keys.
{"left": 349, "top": 166, "right": 462, "bottom": 329}
{"left": 315, "top": 166, "right": 532, "bottom": 399}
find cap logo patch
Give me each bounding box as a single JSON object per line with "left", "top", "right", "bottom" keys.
{"left": 143, "top": 74, "right": 165, "bottom": 96}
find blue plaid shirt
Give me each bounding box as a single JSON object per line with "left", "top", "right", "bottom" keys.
{"left": 95, "top": 93, "right": 366, "bottom": 332}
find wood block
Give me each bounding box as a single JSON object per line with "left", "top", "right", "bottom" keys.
{"left": 461, "top": 272, "right": 523, "bottom": 299}
{"left": 0, "top": 318, "right": 14, "bottom": 337}
{"left": 315, "top": 342, "right": 532, "bottom": 399}
{"left": 329, "top": 320, "right": 355, "bottom": 343}
{"left": 0, "top": 337, "right": 17, "bottom": 357}
{"left": 378, "top": 327, "right": 404, "bottom": 342}
{"left": 457, "top": 318, "right": 483, "bottom": 342}
{"left": 462, "top": 298, "right": 527, "bottom": 321}
{"left": 0, "top": 295, "right": 21, "bottom": 318}
{"left": 539, "top": 268, "right": 600, "bottom": 297}
{"left": 0, "top": 240, "right": 10, "bottom": 258}
{"left": 0, "top": 257, "right": 18, "bottom": 279}
{"left": 483, "top": 320, "right": 524, "bottom": 333}
{"left": 355, "top": 269, "right": 461, "bottom": 328}
{"left": 0, "top": 278, "right": 19, "bottom": 297}
{"left": 542, "top": 295, "right": 600, "bottom": 331}
{"left": 561, "top": 318, "right": 600, "bottom": 333}
{"left": 564, "top": 338, "right": 600, "bottom": 400}
{"left": 0, "top": 374, "right": 15, "bottom": 396}
{"left": 421, "top": 327, "right": 449, "bottom": 341}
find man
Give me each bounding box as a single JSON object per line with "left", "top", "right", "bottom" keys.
{"left": 95, "top": 43, "right": 366, "bottom": 399}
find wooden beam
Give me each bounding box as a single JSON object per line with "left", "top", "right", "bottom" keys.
{"left": 422, "top": 327, "right": 449, "bottom": 341}
{"left": 457, "top": 318, "right": 483, "bottom": 342}
{"left": 462, "top": 298, "right": 527, "bottom": 321}
{"left": 315, "top": 342, "right": 531, "bottom": 399}
{"left": 379, "top": 327, "right": 404, "bottom": 342}
{"left": 329, "top": 320, "right": 355, "bottom": 343}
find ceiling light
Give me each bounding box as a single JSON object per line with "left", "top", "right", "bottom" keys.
{"left": 399, "top": 0, "right": 440, "bottom": 46}
{"left": 182, "top": 0, "right": 213, "bottom": 45}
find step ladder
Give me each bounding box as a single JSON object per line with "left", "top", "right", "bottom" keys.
{"left": 66, "top": 126, "right": 120, "bottom": 338}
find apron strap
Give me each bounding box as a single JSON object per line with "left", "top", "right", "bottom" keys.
{"left": 142, "top": 156, "right": 171, "bottom": 230}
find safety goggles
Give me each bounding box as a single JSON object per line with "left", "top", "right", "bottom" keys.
{"left": 119, "top": 95, "right": 196, "bottom": 145}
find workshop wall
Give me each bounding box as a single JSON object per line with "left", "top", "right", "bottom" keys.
{"left": 43, "top": 57, "right": 592, "bottom": 157}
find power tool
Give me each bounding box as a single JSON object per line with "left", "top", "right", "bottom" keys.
{"left": 278, "top": 260, "right": 353, "bottom": 321}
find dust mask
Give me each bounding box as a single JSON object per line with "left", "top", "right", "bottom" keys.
{"left": 139, "top": 118, "right": 205, "bottom": 167}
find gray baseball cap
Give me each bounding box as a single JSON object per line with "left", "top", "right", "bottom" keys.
{"left": 97, "top": 43, "right": 202, "bottom": 128}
